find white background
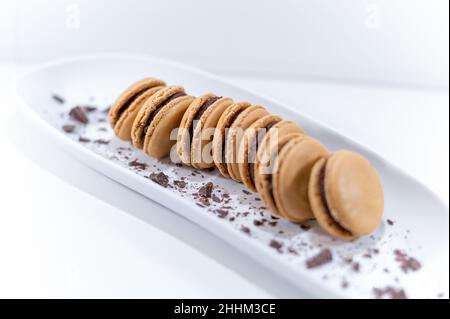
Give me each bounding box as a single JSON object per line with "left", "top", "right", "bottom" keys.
{"left": 0, "top": 0, "right": 448, "bottom": 298}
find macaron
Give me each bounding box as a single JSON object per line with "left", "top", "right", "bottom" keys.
{"left": 239, "top": 117, "right": 304, "bottom": 192}
{"left": 212, "top": 102, "right": 252, "bottom": 177}
{"left": 177, "top": 94, "right": 233, "bottom": 168}
{"left": 271, "top": 135, "right": 329, "bottom": 222}
{"left": 308, "top": 151, "right": 384, "bottom": 240}
{"left": 108, "top": 78, "right": 165, "bottom": 140}
{"left": 225, "top": 105, "right": 270, "bottom": 182}
{"left": 131, "top": 86, "right": 194, "bottom": 159}
{"left": 254, "top": 132, "right": 304, "bottom": 216}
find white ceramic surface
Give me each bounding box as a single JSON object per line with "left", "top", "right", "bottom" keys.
{"left": 14, "top": 54, "right": 449, "bottom": 298}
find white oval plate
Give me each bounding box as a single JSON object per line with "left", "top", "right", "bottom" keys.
{"left": 15, "top": 54, "right": 449, "bottom": 299}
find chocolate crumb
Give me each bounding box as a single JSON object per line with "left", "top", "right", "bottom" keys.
{"left": 62, "top": 124, "right": 76, "bottom": 133}
{"left": 198, "top": 182, "right": 214, "bottom": 198}
{"left": 387, "top": 219, "right": 395, "bottom": 226}
{"left": 268, "top": 221, "right": 277, "bottom": 227}
{"left": 373, "top": 286, "right": 407, "bottom": 299}
{"left": 394, "top": 250, "right": 421, "bottom": 273}
{"left": 215, "top": 209, "right": 228, "bottom": 218}
{"left": 197, "top": 197, "right": 210, "bottom": 207}
{"left": 128, "top": 159, "right": 148, "bottom": 170}
{"left": 211, "top": 195, "right": 222, "bottom": 203}
{"left": 82, "top": 105, "right": 97, "bottom": 113}
{"left": 241, "top": 226, "right": 251, "bottom": 235}
{"left": 69, "top": 106, "right": 89, "bottom": 124}
{"left": 253, "top": 220, "right": 263, "bottom": 226}
{"left": 352, "top": 262, "right": 360, "bottom": 273}
{"left": 306, "top": 249, "right": 333, "bottom": 269}
{"left": 269, "top": 240, "right": 283, "bottom": 252}
{"left": 94, "top": 139, "right": 110, "bottom": 145}
{"left": 174, "top": 180, "right": 186, "bottom": 189}
{"left": 149, "top": 172, "right": 169, "bottom": 188}
{"left": 341, "top": 278, "right": 349, "bottom": 289}
{"left": 287, "top": 247, "right": 298, "bottom": 255}
{"left": 78, "top": 136, "right": 90, "bottom": 143}
{"left": 242, "top": 190, "right": 251, "bottom": 195}
{"left": 102, "top": 106, "right": 111, "bottom": 114}
{"left": 52, "top": 94, "right": 65, "bottom": 104}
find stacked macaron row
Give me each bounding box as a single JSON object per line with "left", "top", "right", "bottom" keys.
{"left": 109, "top": 78, "right": 384, "bottom": 240}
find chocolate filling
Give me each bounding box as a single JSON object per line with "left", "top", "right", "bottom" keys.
{"left": 115, "top": 88, "right": 149, "bottom": 123}
{"left": 267, "top": 141, "right": 290, "bottom": 209}
{"left": 221, "top": 108, "right": 246, "bottom": 165}
{"left": 248, "top": 120, "right": 280, "bottom": 185}
{"left": 189, "top": 96, "right": 221, "bottom": 142}
{"left": 142, "top": 92, "right": 186, "bottom": 139}
{"left": 319, "top": 161, "right": 353, "bottom": 235}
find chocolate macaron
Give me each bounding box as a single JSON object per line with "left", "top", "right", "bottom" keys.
{"left": 131, "top": 86, "right": 194, "bottom": 159}
{"left": 239, "top": 117, "right": 305, "bottom": 192}
{"left": 308, "top": 151, "right": 384, "bottom": 240}
{"left": 177, "top": 94, "right": 233, "bottom": 168}
{"left": 212, "top": 102, "right": 252, "bottom": 177}
{"left": 108, "top": 78, "right": 165, "bottom": 140}
{"left": 225, "top": 105, "right": 269, "bottom": 182}
{"left": 271, "top": 135, "right": 329, "bottom": 222}
{"left": 254, "top": 132, "right": 303, "bottom": 216}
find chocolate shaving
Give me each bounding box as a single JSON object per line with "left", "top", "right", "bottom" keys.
{"left": 149, "top": 172, "right": 169, "bottom": 188}
{"left": 394, "top": 250, "right": 421, "bottom": 273}
{"left": 198, "top": 182, "right": 213, "bottom": 198}
{"left": 174, "top": 180, "right": 187, "bottom": 189}
{"left": 215, "top": 209, "right": 228, "bottom": 218}
{"left": 62, "top": 124, "right": 76, "bottom": 133}
{"left": 128, "top": 159, "right": 148, "bottom": 170}
{"left": 269, "top": 240, "right": 283, "bottom": 252}
{"left": 373, "top": 286, "right": 407, "bottom": 299}
{"left": 78, "top": 136, "right": 90, "bottom": 143}
{"left": 306, "top": 249, "right": 333, "bottom": 269}
{"left": 94, "top": 139, "right": 110, "bottom": 145}
{"left": 69, "top": 106, "right": 89, "bottom": 124}
{"left": 52, "top": 94, "right": 65, "bottom": 104}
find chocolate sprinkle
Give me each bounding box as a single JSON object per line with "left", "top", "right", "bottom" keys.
{"left": 215, "top": 209, "right": 228, "bottom": 218}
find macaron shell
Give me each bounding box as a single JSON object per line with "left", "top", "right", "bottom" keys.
{"left": 177, "top": 93, "right": 216, "bottom": 166}
{"left": 144, "top": 95, "right": 195, "bottom": 159}
{"left": 108, "top": 77, "right": 165, "bottom": 127}
{"left": 131, "top": 86, "right": 185, "bottom": 149}
{"left": 254, "top": 132, "right": 304, "bottom": 217}
{"left": 325, "top": 151, "right": 384, "bottom": 236}
{"left": 114, "top": 86, "right": 164, "bottom": 141}
{"left": 226, "top": 105, "right": 269, "bottom": 182}
{"left": 273, "top": 136, "right": 328, "bottom": 222}
{"left": 191, "top": 97, "right": 233, "bottom": 169}
{"left": 309, "top": 158, "right": 355, "bottom": 240}
{"left": 238, "top": 114, "right": 282, "bottom": 192}
{"left": 212, "top": 102, "right": 251, "bottom": 177}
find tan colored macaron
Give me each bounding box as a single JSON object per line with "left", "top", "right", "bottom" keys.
{"left": 131, "top": 86, "right": 194, "bottom": 159}
{"left": 272, "top": 135, "right": 329, "bottom": 222}
{"left": 239, "top": 117, "right": 305, "bottom": 192}
{"left": 108, "top": 78, "right": 165, "bottom": 140}
{"left": 177, "top": 94, "right": 233, "bottom": 168}
{"left": 212, "top": 102, "right": 252, "bottom": 177}
{"left": 225, "top": 105, "right": 269, "bottom": 182}
{"left": 254, "top": 132, "right": 304, "bottom": 217}
{"left": 308, "top": 151, "right": 384, "bottom": 240}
